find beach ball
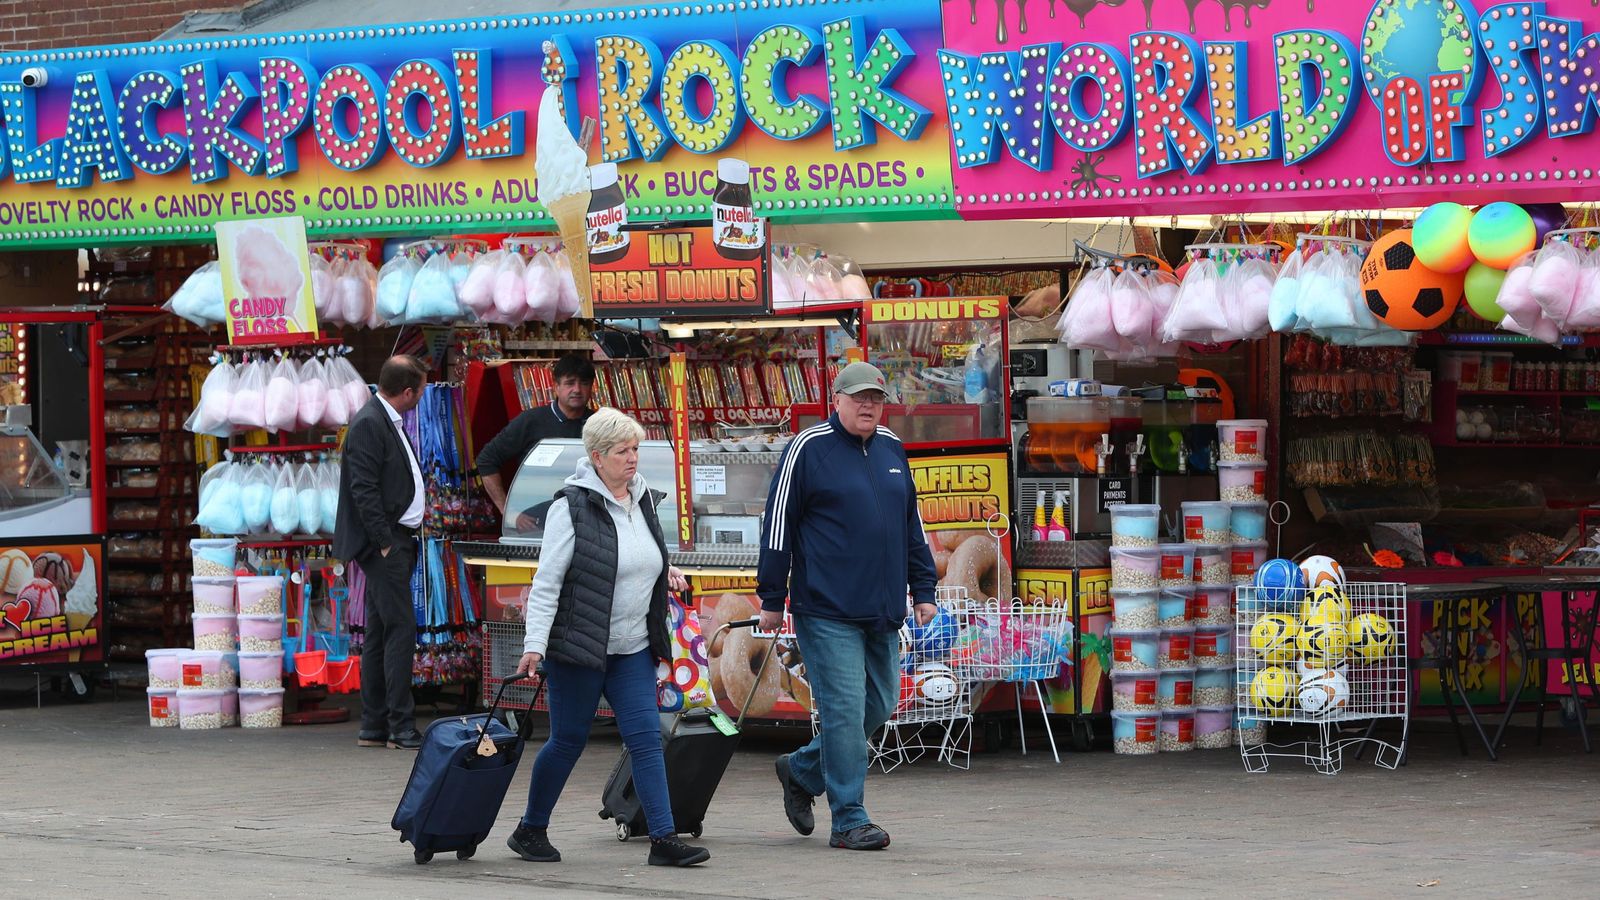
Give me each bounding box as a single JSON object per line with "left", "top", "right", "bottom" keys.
{"left": 1468, "top": 202, "right": 1537, "bottom": 269}
{"left": 1360, "top": 230, "right": 1464, "bottom": 330}
{"left": 1413, "top": 202, "right": 1474, "bottom": 273}
{"left": 1297, "top": 667, "right": 1350, "bottom": 716}
{"left": 1249, "top": 666, "right": 1298, "bottom": 718}
{"left": 1464, "top": 262, "right": 1509, "bottom": 321}
{"left": 1348, "top": 613, "right": 1396, "bottom": 662}
{"left": 1524, "top": 203, "right": 1567, "bottom": 243}
{"left": 1299, "top": 555, "right": 1346, "bottom": 589}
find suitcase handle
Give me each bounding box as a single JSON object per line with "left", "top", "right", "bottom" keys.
{"left": 482, "top": 670, "right": 546, "bottom": 743}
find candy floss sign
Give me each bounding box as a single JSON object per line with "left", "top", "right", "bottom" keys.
{"left": 941, "top": 0, "right": 1600, "bottom": 217}
{"left": 0, "top": 0, "right": 951, "bottom": 249}
{"left": 216, "top": 216, "right": 319, "bottom": 343}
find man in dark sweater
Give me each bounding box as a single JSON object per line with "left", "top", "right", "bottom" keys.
{"left": 477, "top": 353, "right": 596, "bottom": 531}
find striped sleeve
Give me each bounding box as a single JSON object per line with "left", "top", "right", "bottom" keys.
{"left": 756, "top": 423, "right": 827, "bottom": 610}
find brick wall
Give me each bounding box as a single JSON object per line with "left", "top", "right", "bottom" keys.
{"left": 0, "top": 1, "right": 234, "bottom": 50}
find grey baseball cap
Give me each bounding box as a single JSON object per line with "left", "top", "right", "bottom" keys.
{"left": 831, "top": 361, "right": 889, "bottom": 395}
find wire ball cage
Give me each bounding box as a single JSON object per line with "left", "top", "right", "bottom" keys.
{"left": 869, "top": 589, "right": 980, "bottom": 772}
{"left": 1233, "top": 581, "right": 1409, "bottom": 775}
{"left": 480, "top": 620, "right": 615, "bottom": 718}
{"left": 956, "top": 595, "right": 1076, "bottom": 763}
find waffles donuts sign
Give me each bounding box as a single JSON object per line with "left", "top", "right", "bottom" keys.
{"left": 0, "top": 541, "right": 104, "bottom": 665}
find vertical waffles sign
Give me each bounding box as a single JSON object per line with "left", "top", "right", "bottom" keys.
{"left": 0, "top": 540, "right": 104, "bottom": 666}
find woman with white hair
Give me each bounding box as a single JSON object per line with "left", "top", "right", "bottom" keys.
{"left": 508, "top": 408, "right": 708, "bottom": 867}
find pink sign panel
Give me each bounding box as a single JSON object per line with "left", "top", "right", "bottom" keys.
{"left": 939, "top": 0, "right": 1600, "bottom": 218}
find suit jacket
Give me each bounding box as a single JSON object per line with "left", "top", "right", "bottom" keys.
{"left": 333, "top": 397, "right": 419, "bottom": 563}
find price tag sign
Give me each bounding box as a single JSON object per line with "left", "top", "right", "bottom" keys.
{"left": 1097, "top": 477, "right": 1130, "bottom": 513}
{"left": 692, "top": 465, "right": 727, "bottom": 496}
{"left": 526, "top": 445, "right": 563, "bottom": 468}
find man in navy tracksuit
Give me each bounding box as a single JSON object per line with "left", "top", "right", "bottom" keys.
{"left": 757, "top": 361, "right": 938, "bottom": 851}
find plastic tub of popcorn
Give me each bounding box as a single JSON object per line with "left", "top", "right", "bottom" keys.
{"left": 147, "top": 687, "right": 178, "bottom": 727}
{"left": 1217, "top": 418, "right": 1267, "bottom": 462}
{"left": 190, "top": 538, "right": 237, "bottom": 578}
{"left": 1109, "top": 547, "right": 1161, "bottom": 591}
{"left": 221, "top": 689, "right": 239, "bottom": 727}
{"left": 238, "top": 651, "right": 284, "bottom": 690}
{"left": 1110, "top": 669, "right": 1159, "bottom": 712}
{"left": 1157, "top": 667, "right": 1195, "bottom": 710}
{"left": 1110, "top": 710, "right": 1160, "bottom": 755}
{"left": 1109, "top": 504, "right": 1161, "bottom": 548}
{"left": 1111, "top": 591, "right": 1158, "bottom": 629}
{"left": 1230, "top": 542, "right": 1268, "bottom": 585}
{"left": 177, "top": 689, "right": 228, "bottom": 730}
{"left": 145, "top": 648, "right": 183, "bottom": 689}
{"left": 1237, "top": 711, "right": 1268, "bottom": 746}
{"left": 1157, "top": 627, "right": 1194, "bottom": 669}
{"left": 1218, "top": 461, "right": 1267, "bottom": 502}
{"left": 1194, "top": 666, "right": 1235, "bottom": 706}
{"left": 191, "top": 614, "right": 237, "bottom": 651}
{"left": 1229, "top": 502, "right": 1269, "bottom": 543}
{"left": 238, "top": 615, "right": 284, "bottom": 653}
{"left": 1191, "top": 544, "right": 1230, "bottom": 587}
{"left": 1180, "top": 501, "right": 1231, "bottom": 544}
{"left": 1109, "top": 628, "right": 1159, "bottom": 672}
{"left": 1159, "top": 709, "right": 1195, "bottom": 752}
{"left": 1193, "top": 625, "right": 1235, "bottom": 669}
{"left": 1155, "top": 544, "right": 1194, "bottom": 589}
{"left": 1157, "top": 590, "right": 1192, "bottom": 626}
{"left": 1195, "top": 705, "right": 1235, "bottom": 750}
{"left": 240, "top": 687, "right": 285, "bottom": 729}
{"left": 178, "top": 649, "right": 235, "bottom": 689}
{"left": 1189, "top": 585, "right": 1235, "bottom": 626}
{"left": 191, "top": 577, "right": 237, "bottom": 616}
{"left": 235, "top": 575, "right": 285, "bottom": 617}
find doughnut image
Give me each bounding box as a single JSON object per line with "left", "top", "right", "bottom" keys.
{"left": 939, "top": 530, "right": 981, "bottom": 552}
{"left": 940, "top": 535, "right": 1012, "bottom": 602}
{"left": 777, "top": 638, "right": 811, "bottom": 710}
{"left": 925, "top": 528, "right": 952, "bottom": 578}
{"left": 716, "top": 625, "right": 782, "bottom": 718}
{"left": 704, "top": 592, "right": 750, "bottom": 660}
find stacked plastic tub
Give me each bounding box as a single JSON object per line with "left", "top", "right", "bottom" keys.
{"left": 1108, "top": 505, "right": 1198, "bottom": 754}
{"left": 235, "top": 574, "right": 286, "bottom": 727}
{"left": 1173, "top": 498, "right": 1243, "bottom": 752}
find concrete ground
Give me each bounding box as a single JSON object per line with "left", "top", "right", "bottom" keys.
{"left": 2, "top": 688, "right": 1598, "bottom": 899}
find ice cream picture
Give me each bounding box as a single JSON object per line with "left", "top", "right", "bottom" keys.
{"left": 65, "top": 553, "right": 98, "bottom": 630}
{"left": 233, "top": 225, "right": 304, "bottom": 301}
{"left": 17, "top": 578, "right": 61, "bottom": 618}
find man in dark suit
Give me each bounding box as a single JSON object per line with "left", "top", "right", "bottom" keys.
{"left": 334, "top": 355, "right": 429, "bottom": 750}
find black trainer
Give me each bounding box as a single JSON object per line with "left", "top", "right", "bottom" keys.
{"left": 506, "top": 824, "right": 561, "bottom": 862}
{"left": 356, "top": 730, "right": 386, "bottom": 748}
{"left": 775, "top": 754, "right": 816, "bottom": 836}
{"left": 647, "top": 836, "right": 710, "bottom": 867}
{"left": 389, "top": 729, "right": 423, "bottom": 750}
{"left": 829, "top": 823, "right": 890, "bottom": 851}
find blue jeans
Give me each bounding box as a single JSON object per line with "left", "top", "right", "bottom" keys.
{"left": 521, "top": 650, "right": 675, "bottom": 839}
{"left": 787, "top": 615, "right": 900, "bottom": 833}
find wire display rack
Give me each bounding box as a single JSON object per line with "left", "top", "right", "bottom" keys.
{"left": 480, "top": 620, "right": 613, "bottom": 718}
{"left": 1234, "top": 582, "right": 1408, "bottom": 775}
{"left": 870, "top": 588, "right": 979, "bottom": 772}
{"left": 957, "top": 596, "right": 1075, "bottom": 763}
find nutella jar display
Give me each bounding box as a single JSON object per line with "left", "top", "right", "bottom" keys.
{"left": 712, "top": 158, "right": 764, "bottom": 260}
{"left": 586, "top": 163, "right": 630, "bottom": 264}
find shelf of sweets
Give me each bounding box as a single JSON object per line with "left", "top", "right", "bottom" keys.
{"left": 510, "top": 358, "right": 821, "bottom": 414}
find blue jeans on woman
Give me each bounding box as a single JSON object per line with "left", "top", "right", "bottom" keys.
{"left": 786, "top": 615, "right": 900, "bottom": 833}
{"left": 521, "top": 650, "right": 674, "bottom": 839}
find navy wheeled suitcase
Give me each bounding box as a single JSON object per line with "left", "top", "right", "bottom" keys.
{"left": 392, "top": 674, "right": 543, "bottom": 864}
{"left": 599, "top": 619, "right": 774, "bottom": 841}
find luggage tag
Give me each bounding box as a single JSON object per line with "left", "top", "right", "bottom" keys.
{"left": 709, "top": 711, "right": 739, "bottom": 737}
{"left": 476, "top": 732, "right": 499, "bottom": 757}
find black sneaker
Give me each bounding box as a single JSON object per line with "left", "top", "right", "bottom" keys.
{"left": 389, "top": 729, "right": 423, "bottom": 750}
{"left": 506, "top": 824, "right": 561, "bottom": 862}
{"left": 829, "top": 823, "right": 890, "bottom": 851}
{"left": 356, "top": 730, "right": 386, "bottom": 748}
{"left": 775, "top": 754, "right": 815, "bottom": 836}
{"left": 647, "top": 836, "right": 710, "bottom": 867}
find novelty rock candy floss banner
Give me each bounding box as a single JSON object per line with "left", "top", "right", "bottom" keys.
{"left": 3, "top": 0, "right": 1600, "bottom": 247}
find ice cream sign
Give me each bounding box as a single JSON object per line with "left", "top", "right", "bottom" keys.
{"left": 0, "top": 541, "right": 103, "bottom": 666}
{"left": 941, "top": 0, "right": 1600, "bottom": 217}
{"left": 216, "top": 216, "right": 319, "bottom": 344}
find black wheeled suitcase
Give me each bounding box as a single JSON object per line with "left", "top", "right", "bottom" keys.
{"left": 391, "top": 674, "right": 544, "bottom": 864}
{"left": 599, "top": 618, "right": 774, "bottom": 841}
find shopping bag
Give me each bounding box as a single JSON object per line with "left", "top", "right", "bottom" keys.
{"left": 657, "top": 595, "right": 715, "bottom": 712}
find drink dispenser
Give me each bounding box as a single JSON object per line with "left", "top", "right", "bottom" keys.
{"left": 1185, "top": 393, "right": 1221, "bottom": 474}
{"left": 1142, "top": 396, "right": 1189, "bottom": 474}
{"left": 1106, "top": 396, "right": 1144, "bottom": 475}
{"left": 1022, "top": 396, "right": 1109, "bottom": 475}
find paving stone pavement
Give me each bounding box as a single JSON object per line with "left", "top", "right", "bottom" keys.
{"left": 3, "top": 693, "right": 1598, "bottom": 899}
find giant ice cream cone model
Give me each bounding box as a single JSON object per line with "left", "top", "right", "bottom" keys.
{"left": 534, "top": 49, "right": 595, "bottom": 318}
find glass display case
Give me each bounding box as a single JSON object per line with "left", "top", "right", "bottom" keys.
{"left": 861, "top": 296, "right": 1009, "bottom": 448}
{"left": 500, "top": 438, "right": 678, "bottom": 543}
{"left": 0, "top": 425, "right": 92, "bottom": 538}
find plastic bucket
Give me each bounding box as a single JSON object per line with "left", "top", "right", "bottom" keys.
{"left": 1180, "top": 501, "right": 1231, "bottom": 543}
{"left": 294, "top": 649, "right": 329, "bottom": 686}
{"left": 191, "top": 577, "right": 236, "bottom": 616}
{"left": 1108, "top": 547, "right": 1160, "bottom": 591}
{"left": 1158, "top": 667, "right": 1195, "bottom": 710}
{"left": 147, "top": 687, "right": 178, "bottom": 727}
{"left": 1195, "top": 705, "right": 1235, "bottom": 750}
{"left": 177, "top": 689, "right": 228, "bottom": 730}
{"left": 1217, "top": 419, "right": 1267, "bottom": 462}
{"left": 1110, "top": 710, "right": 1159, "bottom": 754}
{"left": 1230, "top": 542, "right": 1269, "bottom": 585}
{"left": 1219, "top": 462, "right": 1267, "bottom": 502}
{"left": 1110, "top": 669, "right": 1159, "bottom": 712}
{"left": 145, "top": 648, "right": 183, "bottom": 689}
{"left": 235, "top": 575, "right": 286, "bottom": 617}
{"left": 1158, "top": 627, "right": 1194, "bottom": 668}
{"left": 190, "top": 538, "right": 237, "bottom": 578}
{"left": 1194, "top": 626, "right": 1235, "bottom": 669}
{"left": 239, "top": 688, "right": 285, "bottom": 728}
{"left": 1156, "top": 544, "right": 1195, "bottom": 589}
{"left": 238, "top": 615, "right": 285, "bottom": 653}
{"left": 1194, "top": 667, "right": 1235, "bottom": 706}
{"left": 1189, "top": 585, "right": 1235, "bottom": 627}
{"left": 1109, "top": 628, "right": 1159, "bottom": 672}
{"left": 237, "top": 651, "right": 283, "bottom": 690}
{"left": 191, "top": 614, "right": 237, "bottom": 652}
{"left": 178, "top": 649, "right": 236, "bottom": 689}
{"left": 1109, "top": 504, "right": 1161, "bottom": 548}
{"left": 1157, "top": 590, "right": 1191, "bottom": 627}
{"left": 1191, "top": 545, "right": 1230, "bottom": 586}
{"left": 1159, "top": 710, "right": 1196, "bottom": 752}
{"left": 1110, "top": 591, "right": 1158, "bottom": 629}
{"left": 326, "top": 657, "right": 361, "bottom": 694}
{"left": 1229, "top": 502, "right": 1268, "bottom": 543}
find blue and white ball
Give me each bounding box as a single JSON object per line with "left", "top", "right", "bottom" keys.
{"left": 1252, "top": 558, "right": 1306, "bottom": 611}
